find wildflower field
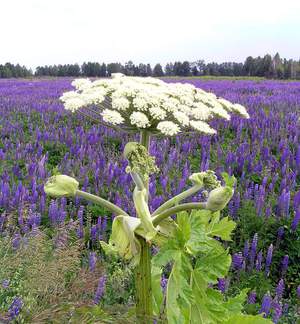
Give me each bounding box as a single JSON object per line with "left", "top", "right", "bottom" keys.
{"left": 0, "top": 77, "right": 300, "bottom": 323}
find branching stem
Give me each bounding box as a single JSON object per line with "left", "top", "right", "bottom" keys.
{"left": 75, "top": 190, "right": 129, "bottom": 216}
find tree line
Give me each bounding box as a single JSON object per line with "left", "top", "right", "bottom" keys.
{"left": 1, "top": 53, "right": 300, "bottom": 79}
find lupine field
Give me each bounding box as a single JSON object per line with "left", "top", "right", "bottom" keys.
{"left": 1, "top": 77, "right": 300, "bottom": 323}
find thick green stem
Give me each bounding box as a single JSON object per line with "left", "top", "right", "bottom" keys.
{"left": 135, "top": 235, "right": 153, "bottom": 323}
{"left": 135, "top": 130, "right": 153, "bottom": 322}
{"left": 152, "top": 202, "right": 207, "bottom": 226}
{"left": 75, "top": 190, "right": 129, "bottom": 217}
{"left": 152, "top": 184, "right": 203, "bottom": 217}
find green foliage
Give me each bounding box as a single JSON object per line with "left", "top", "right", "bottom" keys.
{"left": 102, "top": 258, "right": 135, "bottom": 306}
{"left": 152, "top": 210, "right": 272, "bottom": 324}
{"left": 43, "top": 141, "right": 69, "bottom": 169}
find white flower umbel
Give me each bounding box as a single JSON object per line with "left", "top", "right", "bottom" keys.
{"left": 130, "top": 112, "right": 150, "bottom": 128}
{"left": 61, "top": 74, "right": 249, "bottom": 135}
{"left": 101, "top": 109, "right": 124, "bottom": 125}
{"left": 157, "top": 121, "right": 180, "bottom": 136}
{"left": 189, "top": 120, "right": 216, "bottom": 134}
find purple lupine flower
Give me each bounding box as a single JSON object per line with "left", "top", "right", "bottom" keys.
{"left": 217, "top": 278, "right": 229, "bottom": 293}
{"left": 259, "top": 293, "right": 272, "bottom": 317}
{"left": 243, "top": 240, "right": 249, "bottom": 259}
{"left": 293, "top": 190, "right": 300, "bottom": 209}
{"left": 272, "top": 300, "right": 282, "bottom": 324}
{"left": 250, "top": 233, "right": 258, "bottom": 269}
{"left": 291, "top": 208, "right": 300, "bottom": 231}
{"left": 218, "top": 278, "right": 226, "bottom": 293}
{"left": 265, "top": 244, "right": 273, "bottom": 276}
{"left": 281, "top": 255, "right": 289, "bottom": 275}
{"left": 275, "top": 279, "right": 285, "bottom": 299}
{"left": 89, "top": 252, "right": 97, "bottom": 272}
{"left": 8, "top": 297, "right": 23, "bottom": 320}
{"left": 297, "top": 285, "right": 300, "bottom": 299}
{"left": 265, "top": 205, "right": 272, "bottom": 218}
{"left": 160, "top": 275, "right": 168, "bottom": 294}
{"left": 94, "top": 275, "right": 107, "bottom": 304}
{"left": 232, "top": 252, "right": 243, "bottom": 270}
{"left": 255, "top": 251, "right": 263, "bottom": 271}
{"left": 248, "top": 291, "right": 256, "bottom": 304}
{"left": 90, "top": 225, "right": 97, "bottom": 242}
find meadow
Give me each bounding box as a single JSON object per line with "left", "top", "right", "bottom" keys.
{"left": 0, "top": 77, "right": 300, "bottom": 323}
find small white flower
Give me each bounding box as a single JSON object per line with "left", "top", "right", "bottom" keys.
{"left": 173, "top": 111, "right": 190, "bottom": 126}
{"left": 64, "top": 97, "right": 86, "bottom": 112}
{"left": 190, "top": 120, "right": 216, "bottom": 134}
{"left": 133, "top": 96, "right": 148, "bottom": 111}
{"left": 232, "top": 104, "right": 250, "bottom": 118}
{"left": 149, "top": 107, "right": 167, "bottom": 120}
{"left": 130, "top": 112, "right": 150, "bottom": 128}
{"left": 211, "top": 103, "right": 231, "bottom": 120}
{"left": 60, "top": 90, "right": 78, "bottom": 102}
{"left": 191, "top": 104, "right": 212, "bottom": 120}
{"left": 112, "top": 97, "right": 130, "bottom": 111}
{"left": 81, "top": 88, "right": 105, "bottom": 105}
{"left": 218, "top": 98, "right": 234, "bottom": 111}
{"left": 101, "top": 109, "right": 124, "bottom": 125}
{"left": 157, "top": 121, "right": 180, "bottom": 136}
{"left": 71, "top": 78, "right": 92, "bottom": 91}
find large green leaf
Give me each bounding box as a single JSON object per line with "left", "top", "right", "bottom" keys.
{"left": 189, "top": 270, "right": 228, "bottom": 324}
{"left": 151, "top": 265, "right": 164, "bottom": 316}
{"left": 195, "top": 248, "right": 232, "bottom": 284}
{"left": 221, "top": 172, "right": 236, "bottom": 188}
{"left": 166, "top": 253, "right": 193, "bottom": 324}
{"left": 207, "top": 216, "right": 236, "bottom": 241}
{"left": 224, "top": 314, "right": 273, "bottom": 324}
{"left": 223, "top": 289, "right": 248, "bottom": 315}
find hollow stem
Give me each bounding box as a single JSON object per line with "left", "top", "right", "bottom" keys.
{"left": 75, "top": 190, "right": 129, "bottom": 217}
{"left": 152, "top": 202, "right": 207, "bottom": 226}
{"left": 134, "top": 130, "right": 153, "bottom": 323}
{"left": 152, "top": 184, "right": 203, "bottom": 217}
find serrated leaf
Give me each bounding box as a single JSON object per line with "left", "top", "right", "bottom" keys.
{"left": 224, "top": 314, "right": 273, "bottom": 324}
{"left": 223, "top": 289, "right": 248, "bottom": 315}
{"left": 207, "top": 216, "right": 236, "bottom": 241}
{"left": 195, "top": 248, "right": 232, "bottom": 284}
{"left": 166, "top": 254, "right": 193, "bottom": 324}
{"left": 176, "top": 211, "right": 191, "bottom": 244}
{"left": 152, "top": 240, "right": 180, "bottom": 268}
{"left": 189, "top": 271, "right": 228, "bottom": 324}
{"left": 221, "top": 172, "right": 236, "bottom": 188}
{"left": 151, "top": 265, "right": 164, "bottom": 316}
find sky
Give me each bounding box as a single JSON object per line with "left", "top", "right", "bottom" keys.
{"left": 0, "top": 0, "right": 299, "bottom": 69}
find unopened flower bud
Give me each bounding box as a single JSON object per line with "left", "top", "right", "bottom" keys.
{"left": 124, "top": 142, "right": 158, "bottom": 180}
{"left": 206, "top": 186, "right": 234, "bottom": 211}
{"left": 44, "top": 175, "right": 79, "bottom": 197}
{"left": 189, "top": 170, "right": 221, "bottom": 189}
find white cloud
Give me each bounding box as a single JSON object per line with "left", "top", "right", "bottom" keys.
{"left": 0, "top": 0, "right": 299, "bottom": 68}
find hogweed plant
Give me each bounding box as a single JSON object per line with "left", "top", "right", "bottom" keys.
{"left": 44, "top": 74, "right": 271, "bottom": 323}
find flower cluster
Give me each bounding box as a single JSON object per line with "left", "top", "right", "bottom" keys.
{"left": 60, "top": 74, "right": 249, "bottom": 136}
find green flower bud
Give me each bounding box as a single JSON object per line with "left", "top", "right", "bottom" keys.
{"left": 124, "top": 142, "right": 159, "bottom": 181}
{"left": 190, "top": 170, "right": 221, "bottom": 189}
{"left": 44, "top": 175, "right": 79, "bottom": 197}
{"left": 206, "top": 186, "right": 234, "bottom": 211}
